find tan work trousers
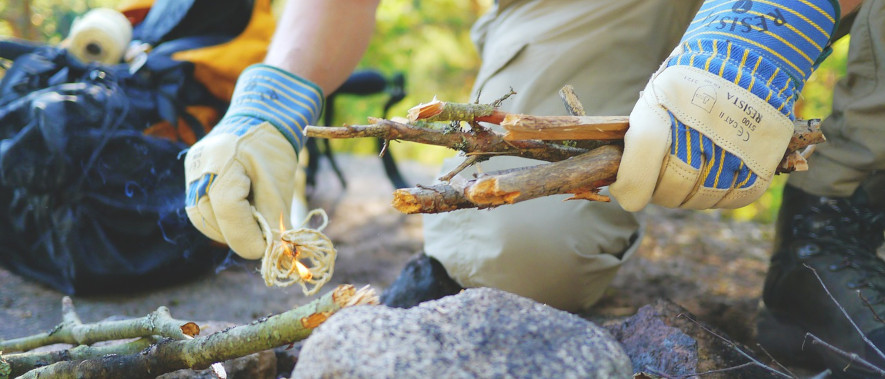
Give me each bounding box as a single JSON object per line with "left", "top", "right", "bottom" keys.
{"left": 788, "top": 0, "right": 885, "bottom": 202}
{"left": 423, "top": 0, "right": 701, "bottom": 312}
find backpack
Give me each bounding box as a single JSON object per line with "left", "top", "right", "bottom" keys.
{"left": 0, "top": 0, "right": 274, "bottom": 294}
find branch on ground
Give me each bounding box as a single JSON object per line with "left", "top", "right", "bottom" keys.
{"left": 0, "top": 297, "right": 197, "bottom": 353}
{"left": 2, "top": 285, "right": 378, "bottom": 379}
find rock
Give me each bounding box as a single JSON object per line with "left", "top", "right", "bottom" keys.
{"left": 603, "top": 299, "right": 779, "bottom": 378}
{"left": 274, "top": 341, "right": 304, "bottom": 377}
{"left": 293, "top": 287, "right": 632, "bottom": 378}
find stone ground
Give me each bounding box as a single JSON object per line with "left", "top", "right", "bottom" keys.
{"left": 1, "top": 154, "right": 795, "bottom": 376}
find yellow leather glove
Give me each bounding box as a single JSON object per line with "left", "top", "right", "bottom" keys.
{"left": 185, "top": 64, "right": 323, "bottom": 259}
{"left": 611, "top": 0, "right": 839, "bottom": 211}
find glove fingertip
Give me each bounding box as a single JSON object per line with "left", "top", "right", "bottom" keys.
{"left": 185, "top": 206, "right": 226, "bottom": 243}
{"left": 219, "top": 210, "right": 269, "bottom": 260}
{"left": 612, "top": 94, "right": 671, "bottom": 212}
{"left": 610, "top": 179, "right": 653, "bottom": 212}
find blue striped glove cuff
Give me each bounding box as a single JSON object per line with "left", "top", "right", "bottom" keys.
{"left": 215, "top": 64, "right": 325, "bottom": 152}
{"left": 659, "top": 0, "right": 840, "bottom": 191}
{"left": 679, "top": 0, "right": 839, "bottom": 84}
{"left": 669, "top": 40, "right": 799, "bottom": 119}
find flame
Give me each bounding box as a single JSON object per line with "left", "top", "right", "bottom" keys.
{"left": 294, "top": 258, "right": 313, "bottom": 281}
{"left": 279, "top": 212, "right": 312, "bottom": 281}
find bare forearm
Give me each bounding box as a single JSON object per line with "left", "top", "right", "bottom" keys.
{"left": 264, "top": 0, "right": 381, "bottom": 95}
{"left": 838, "top": 0, "right": 863, "bottom": 18}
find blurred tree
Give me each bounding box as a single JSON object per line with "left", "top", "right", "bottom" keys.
{"left": 327, "top": 0, "right": 492, "bottom": 165}
{"left": 1, "top": 0, "right": 120, "bottom": 44}
{"left": 4, "top": 0, "right": 39, "bottom": 40}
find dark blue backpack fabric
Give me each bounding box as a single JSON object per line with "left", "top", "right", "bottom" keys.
{"left": 0, "top": 1, "right": 252, "bottom": 294}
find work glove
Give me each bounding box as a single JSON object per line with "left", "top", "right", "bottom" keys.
{"left": 611, "top": 0, "right": 839, "bottom": 211}
{"left": 185, "top": 64, "right": 323, "bottom": 259}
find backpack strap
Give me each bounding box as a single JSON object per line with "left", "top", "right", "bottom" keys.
{"left": 131, "top": 0, "right": 253, "bottom": 46}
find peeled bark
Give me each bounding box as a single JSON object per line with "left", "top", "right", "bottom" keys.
{"left": 501, "top": 114, "right": 628, "bottom": 141}
{"left": 392, "top": 145, "right": 622, "bottom": 214}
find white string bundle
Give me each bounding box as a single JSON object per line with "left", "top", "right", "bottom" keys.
{"left": 67, "top": 8, "right": 132, "bottom": 65}
{"left": 253, "top": 208, "right": 337, "bottom": 296}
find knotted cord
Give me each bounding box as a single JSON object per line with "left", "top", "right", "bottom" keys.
{"left": 253, "top": 207, "right": 336, "bottom": 296}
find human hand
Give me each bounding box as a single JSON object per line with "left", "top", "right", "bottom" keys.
{"left": 185, "top": 64, "right": 323, "bottom": 259}
{"left": 611, "top": 0, "right": 839, "bottom": 211}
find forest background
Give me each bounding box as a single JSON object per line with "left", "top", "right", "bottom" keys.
{"left": 1, "top": 0, "right": 850, "bottom": 223}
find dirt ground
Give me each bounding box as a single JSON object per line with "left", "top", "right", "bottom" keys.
{"left": 1, "top": 154, "right": 774, "bottom": 367}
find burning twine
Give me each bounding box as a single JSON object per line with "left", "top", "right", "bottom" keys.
{"left": 252, "top": 207, "right": 337, "bottom": 296}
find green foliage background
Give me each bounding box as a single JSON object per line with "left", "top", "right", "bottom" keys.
{"left": 1, "top": 0, "right": 851, "bottom": 224}
{"left": 0, "top": 0, "right": 121, "bottom": 43}
{"left": 319, "top": 0, "right": 489, "bottom": 166}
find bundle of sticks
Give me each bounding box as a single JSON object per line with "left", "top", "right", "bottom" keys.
{"left": 305, "top": 86, "right": 824, "bottom": 214}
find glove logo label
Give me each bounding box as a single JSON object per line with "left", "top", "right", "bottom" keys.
{"left": 653, "top": 65, "right": 792, "bottom": 178}
{"left": 698, "top": 7, "right": 788, "bottom": 33}
{"left": 187, "top": 146, "right": 203, "bottom": 171}
{"left": 726, "top": 92, "right": 763, "bottom": 124}
{"left": 691, "top": 85, "right": 716, "bottom": 113}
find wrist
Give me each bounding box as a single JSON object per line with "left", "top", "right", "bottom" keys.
{"left": 221, "top": 64, "right": 325, "bottom": 152}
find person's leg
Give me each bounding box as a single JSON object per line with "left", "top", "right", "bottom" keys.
{"left": 760, "top": 0, "right": 885, "bottom": 372}
{"left": 382, "top": 0, "right": 701, "bottom": 312}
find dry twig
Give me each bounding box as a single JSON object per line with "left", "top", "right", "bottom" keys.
{"left": 392, "top": 145, "right": 621, "bottom": 214}
{"left": 307, "top": 88, "right": 825, "bottom": 214}
{"left": 305, "top": 118, "right": 589, "bottom": 163}
{"left": 803, "top": 263, "right": 885, "bottom": 370}
{"left": 802, "top": 333, "right": 885, "bottom": 376}
{"left": 675, "top": 313, "right": 793, "bottom": 378}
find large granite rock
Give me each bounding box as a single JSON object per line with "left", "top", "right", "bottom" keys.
{"left": 294, "top": 287, "right": 632, "bottom": 378}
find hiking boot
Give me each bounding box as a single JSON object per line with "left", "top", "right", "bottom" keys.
{"left": 380, "top": 252, "right": 465, "bottom": 308}
{"left": 759, "top": 184, "right": 885, "bottom": 377}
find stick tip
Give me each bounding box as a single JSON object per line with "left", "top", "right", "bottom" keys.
{"left": 348, "top": 285, "right": 380, "bottom": 307}
{"left": 332, "top": 284, "right": 379, "bottom": 308}
{"left": 407, "top": 97, "right": 444, "bottom": 122}
{"left": 61, "top": 296, "right": 75, "bottom": 313}
{"left": 467, "top": 179, "right": 518, "bottom": 206}
{"left": 392, "top": 190, "right": 423, "bottom": 214}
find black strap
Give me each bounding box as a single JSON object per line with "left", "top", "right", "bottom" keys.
{"left": 305, "top": 70, "right": 412, "bottom": 195}
{"left": 133, "top": 0, "right": 253, "bottom": 46}
{"left": 0, "top": 39, "right": 41, "bottom": 61}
